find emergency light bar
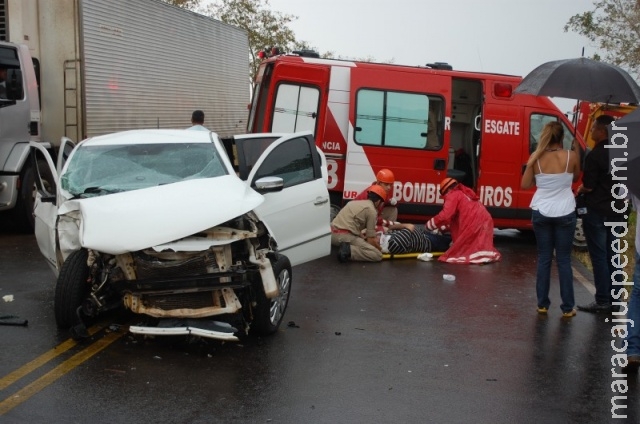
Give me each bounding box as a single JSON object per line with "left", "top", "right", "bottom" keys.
{"left": 426, "top": 62, "right": 452, "bottom": 70}
{"left": 257, "top": 47, "right": 281, "bottom": 59}
{"left": 292, "top": 50, "right": 320, "bottom": 58}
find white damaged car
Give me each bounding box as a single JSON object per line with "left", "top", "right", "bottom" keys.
{"left": 30, "top": 130, "right": 331, "bottom": 341}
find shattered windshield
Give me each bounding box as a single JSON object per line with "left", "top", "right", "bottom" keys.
{"left": 61, "top": 143, "right": 228, "bottom": 197}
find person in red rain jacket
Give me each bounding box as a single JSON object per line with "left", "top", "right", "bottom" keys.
{"left": 425, "top": 178, "right": 501, "bottom": 264}
{"left": 354, "top": 168, "right": 398, "bottom": 227}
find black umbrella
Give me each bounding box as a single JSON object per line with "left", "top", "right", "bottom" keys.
{"left": 514, "top": 57, "right": 640, "bottom": 104}
{"left": 608, "top": 107, "right": 640, "bottom": 199}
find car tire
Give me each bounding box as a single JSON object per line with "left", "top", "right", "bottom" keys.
{"left": 54, "top": 249, "right": 90, "bottom": 328}
{"left": 251, "top": 253, "right": 292, "bottom": 336}
{"left": 573, "top": 217, "right": 588, "bottom": 251}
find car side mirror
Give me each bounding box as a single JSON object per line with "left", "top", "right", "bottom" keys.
{"left": 253, "top": 176, "right": 284, "bottom": 193}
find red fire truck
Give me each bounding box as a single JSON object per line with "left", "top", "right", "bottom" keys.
{"left": 248, "top": 51, "right": 586, "bottom": 233}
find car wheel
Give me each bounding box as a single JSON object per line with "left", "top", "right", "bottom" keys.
{"left": 252, "top": 253, "right": 292, "bottom": 336}
{"left": 54, "top": 249, "right": 90, "bottom": 328}
{"left": 573, "top": 217, "right": 588, "bottom": 251}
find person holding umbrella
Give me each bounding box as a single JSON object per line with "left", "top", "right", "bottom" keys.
{"left": 521, "top": 121, "right": 581, "bottom": 317}
{"left": 576, "top": 115, "right": 627, "bottom": 313}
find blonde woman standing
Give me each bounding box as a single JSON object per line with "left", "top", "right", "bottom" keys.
{"left": 521, "top": 121, "right": 580, "bottom": 317}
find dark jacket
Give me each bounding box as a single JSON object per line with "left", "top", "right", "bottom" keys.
{"left": 582, "top": 141, "right": 625, "bottom": 218}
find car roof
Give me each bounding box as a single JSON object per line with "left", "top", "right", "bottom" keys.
{"left": 80, "top": 129, "right": 220, "bottom": 147}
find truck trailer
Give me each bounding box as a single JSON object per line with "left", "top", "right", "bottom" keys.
{"left": 0, "top": 0, "right": 250, "bottom": 231}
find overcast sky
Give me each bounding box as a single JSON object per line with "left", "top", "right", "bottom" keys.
{"left": 265, "top": 0, "right": 597, "bottom": 114}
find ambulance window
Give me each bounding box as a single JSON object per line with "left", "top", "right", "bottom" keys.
{"left": 271, "top": 83, "right": 320, "bottom": 135}
{"left": 355, "top": 89, "right": 439, "bottom": 149}
{"left": 529, "top": 114, "right": 577, "bottom": 153}
{"left": 355, "top": 90, "right": 384, "bottom": 145}
{"left": 560, "top": 122, "right": 576, "bottom": 151}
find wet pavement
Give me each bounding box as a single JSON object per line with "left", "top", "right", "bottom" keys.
{"left": 0, "top": 222, "right": 638, "bottom": 423}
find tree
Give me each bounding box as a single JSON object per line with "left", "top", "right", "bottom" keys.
{"left": 203, "top": 0, "right": 301, "bottom": 81}
{"left": 163, "top": 0, "right": 340, "bottom": 81}
{"left": 565, "top": 0, "right": 640, "bottom": 77}
{"left": 162, "top": 0, "right": 383, "bottom": 78}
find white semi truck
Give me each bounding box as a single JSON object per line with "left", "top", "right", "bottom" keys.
{"left": 0, "top": 0, "right": 250, "bottom": 231}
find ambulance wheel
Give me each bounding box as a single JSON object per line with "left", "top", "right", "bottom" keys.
{"left": 329, "top": 192, "right": 342, "bottom": 222}
{"left": 54, "top": 249, "right": 90, "bottom": 328}
{"left": 329, "top": 204, "right": 341, "bottom": 223}
{"left": 573, "top": 217, "right": 588, "bottom": 251}
{"left": 252, "top": 254, "right": 292, "bottom": 336}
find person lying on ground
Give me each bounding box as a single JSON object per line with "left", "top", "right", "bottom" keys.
{"left": 379, "top": 225, "right": 452, "bottom": 255}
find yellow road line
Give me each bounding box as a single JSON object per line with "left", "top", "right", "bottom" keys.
{"left": 0, "top": 323, "right": 109, "bottom": 392}
{"left": 0, "top": 338, "right": 77, "bottom": 391}
{"left": 0, "top": 328, "right": 125, "bottom": 415}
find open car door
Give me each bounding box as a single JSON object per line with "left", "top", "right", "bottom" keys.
{"left": 30, "top": 137, "right": 75, "bottom": 274}
{"left": 235, "top": 132, "right": 331, "bottom": 266}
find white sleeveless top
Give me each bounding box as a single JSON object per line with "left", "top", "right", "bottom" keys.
{"left": 530, "top": 150, "right": 576, "bottom": 217}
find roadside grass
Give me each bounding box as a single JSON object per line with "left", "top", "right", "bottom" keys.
{"left": 573, "top": 212, "right": 636, "bottom": 296}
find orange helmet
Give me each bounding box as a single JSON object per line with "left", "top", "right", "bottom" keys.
{"left": 439, "top": 177, "right": 458, "bottom": 196}
{"left": 376, "top": 168, "right": 395, "bottom": 184}
{"left": 367, "top": 184, "right": 387, "bottom": 202}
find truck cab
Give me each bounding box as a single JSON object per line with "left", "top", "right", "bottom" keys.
{"left": 0, "top": 41, "right": 43, "bottom": 230}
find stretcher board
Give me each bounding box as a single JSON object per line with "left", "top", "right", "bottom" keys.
{"left": 382, "top": 252, "right": 445, "bottom": 260}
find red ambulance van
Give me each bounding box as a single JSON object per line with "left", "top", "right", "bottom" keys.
{"left": 248, "top": 51, "right": 586, "bottom": 235}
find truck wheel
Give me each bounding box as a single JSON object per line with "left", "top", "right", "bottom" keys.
{"left": 251, "top": 254, "right": 292, "bottom": 336}
{"left": 54, "top": 249, "right": 90, "bottom": 328}
{"left": 12, "top": 158, "right": 54, "bottom": 233}
{"left": 573, "top": 217, "right": 588, "bottom": 251}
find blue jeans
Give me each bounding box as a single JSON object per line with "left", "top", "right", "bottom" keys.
{"left": 627, "top": 251, "right": 640, "bottom": 357}
{"left": 583, "top": 210, "right": 625, "bottom": 304}
{"left": 532, "top": 210, "right": 577, "bottom": 312}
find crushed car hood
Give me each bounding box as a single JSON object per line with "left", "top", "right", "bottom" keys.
{"left": 58, "top": 176, "right": 264, "bottom": 255}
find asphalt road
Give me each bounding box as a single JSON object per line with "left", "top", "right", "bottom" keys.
{"left": 0, "top": 222, "right": 638, "bottom": 424}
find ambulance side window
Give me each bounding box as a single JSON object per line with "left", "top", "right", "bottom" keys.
{"left": 354, "top": 89, "right": 443, "bottom": 150}
{"left": 529, "top": 114, "right": 577, "bottom": 153}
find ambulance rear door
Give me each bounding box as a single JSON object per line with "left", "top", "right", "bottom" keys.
{"left": 345, "top": 66, "right": 451, "bottom": 220}
{"left": 476, "top": 81, "right": 528, "bottom": 229}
